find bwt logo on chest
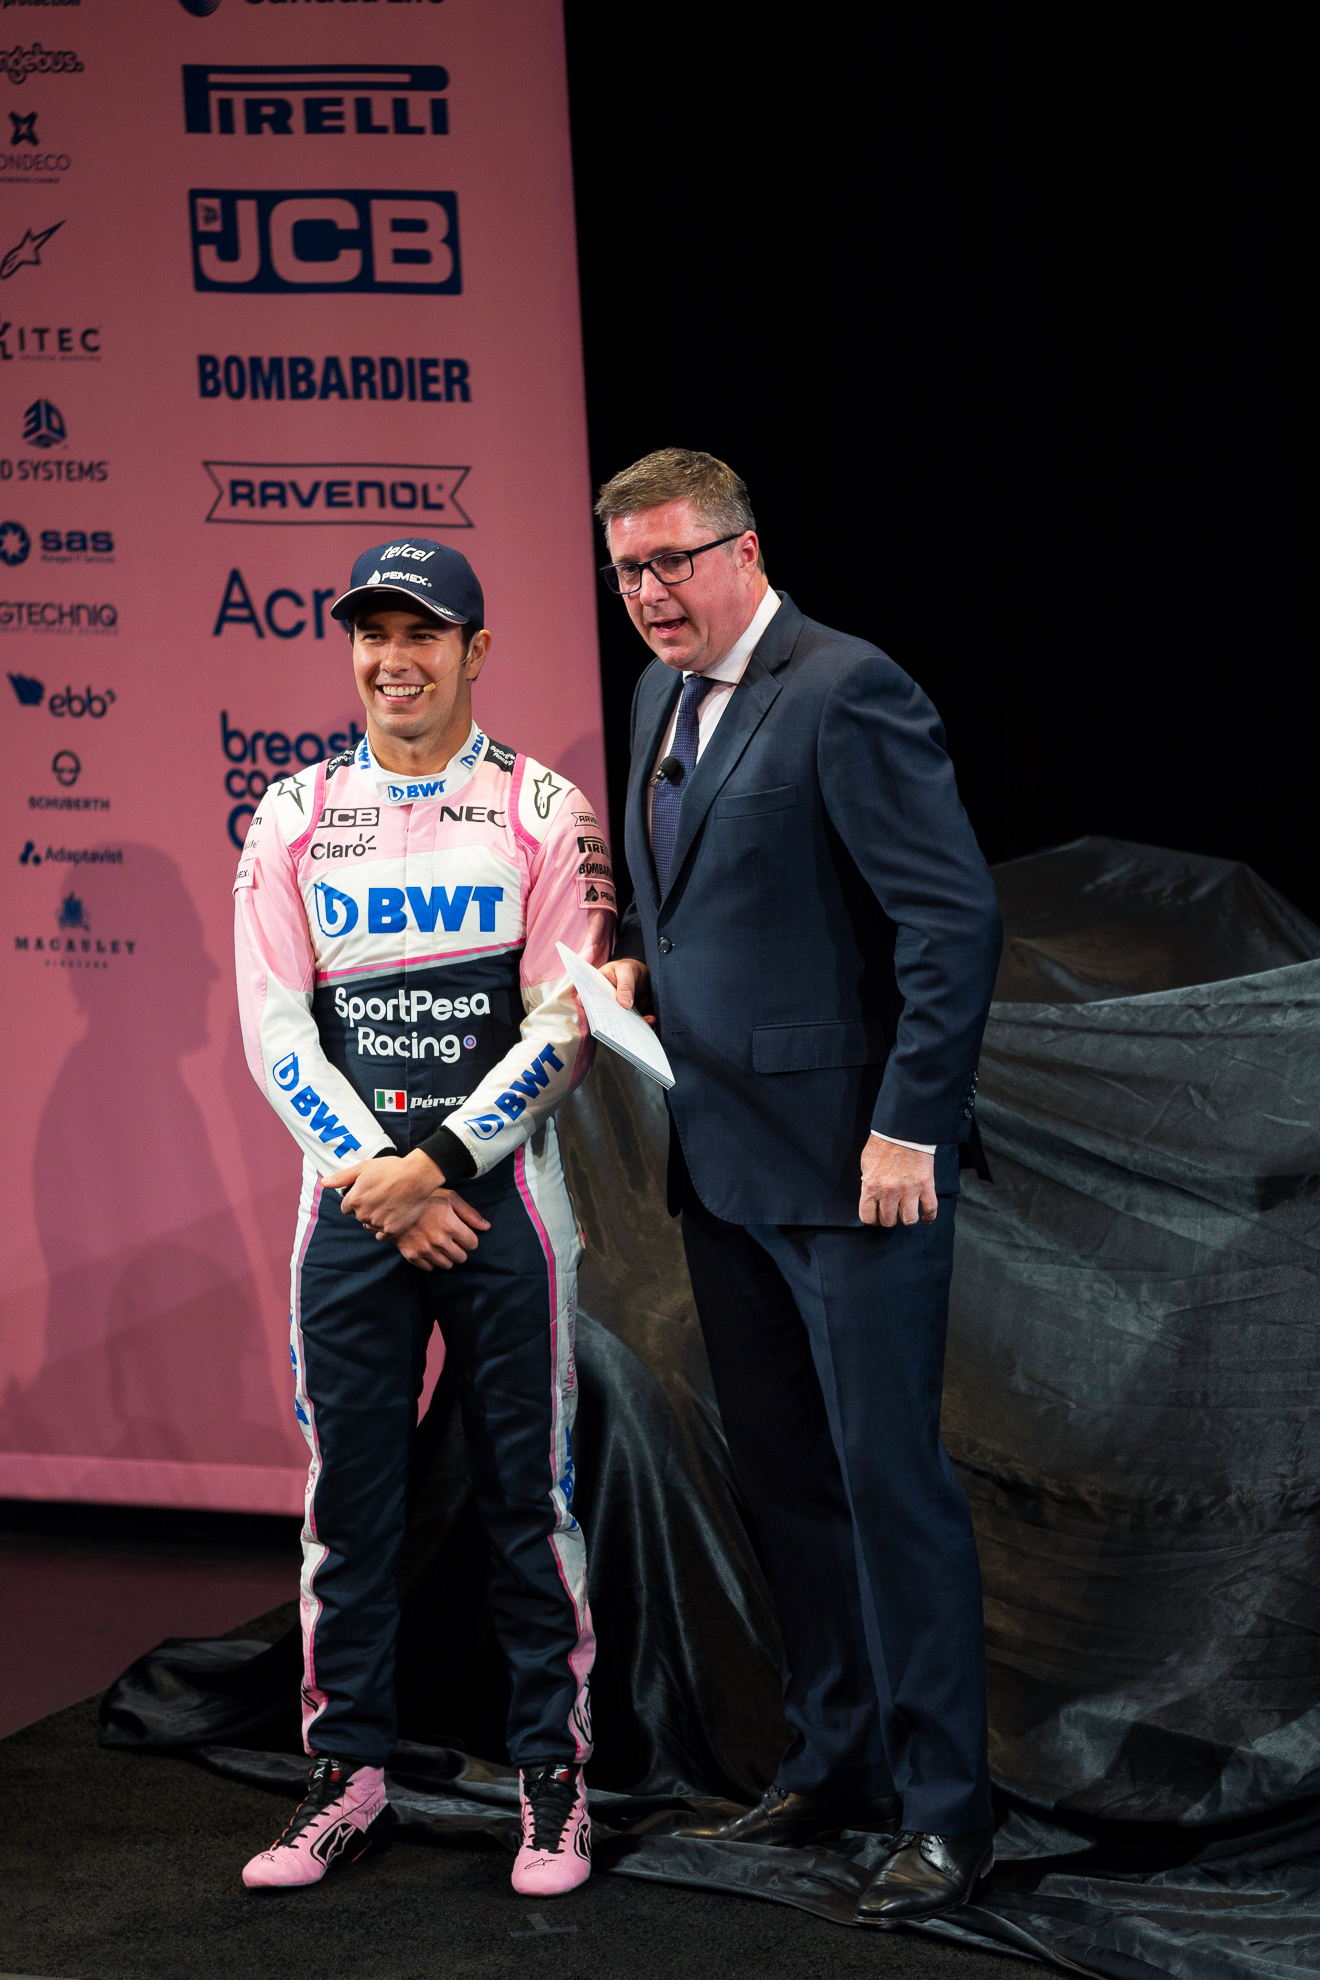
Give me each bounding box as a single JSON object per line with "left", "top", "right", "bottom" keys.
{"left": 314, "top": 880, "right": 503, "bottom": 937}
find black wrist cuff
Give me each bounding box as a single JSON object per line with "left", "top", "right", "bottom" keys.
{"left": 417, "top": 1125, "right": 477, "bottom": 1182}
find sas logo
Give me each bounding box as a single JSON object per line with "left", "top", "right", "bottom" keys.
{"left": 190, "top": 188, "right": 460, "bottom": 295}
{"left": 0, "top": 519, "right": 28, "bottom": 565}
{"left": 312, "top": 880, "right": 504, "bottom": 939}
{"left": 182, "top": 63, "right": 449, "bottom": 138}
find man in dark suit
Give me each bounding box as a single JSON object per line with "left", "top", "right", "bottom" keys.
{"left": 596, "top": 449, "right": 1003, "bottom": 1924}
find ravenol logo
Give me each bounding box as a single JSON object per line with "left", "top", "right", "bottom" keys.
{"left": 190, "top": 189, "right": 460, "bottom": 295}
{"left": 314, "top": 881, "right": 504, "bottom": 939}
{"left": 182, "top": 64, "right": 449, "bottom": 139}
{"left": 273, "top": 1050, "right": 299, "bottom": 1090}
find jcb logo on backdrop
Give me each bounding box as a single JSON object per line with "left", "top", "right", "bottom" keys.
{"left": 190, "top": 188, "right": 460, "bottom": 294}
{"left": 182, "top": 64, "right": 449, "bottom": 137}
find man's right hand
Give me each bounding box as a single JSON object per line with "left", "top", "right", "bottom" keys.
{"left": 599, "top": 957, "right": 655, "bottom": 1027}
{"left": 394, "top": 1190, "right": 489, "bottom": 1272}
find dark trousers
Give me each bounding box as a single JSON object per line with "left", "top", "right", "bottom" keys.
{"left": 680, "top": 1151, "right": 991, "bottom": 1835}
{"left": 289, "top": 1137, "right": 593, "bottom": 1769}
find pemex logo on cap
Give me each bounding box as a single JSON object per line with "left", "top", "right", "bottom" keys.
{"left": 332, "top": 534, "right": 483, "bottom": 630}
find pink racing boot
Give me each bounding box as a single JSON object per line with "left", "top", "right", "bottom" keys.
{"left": 511, "top": 1762, "right": 591, "bottom": 1896}
{"left": 242, "top": 1756, "right": 390, "bottom": 1890}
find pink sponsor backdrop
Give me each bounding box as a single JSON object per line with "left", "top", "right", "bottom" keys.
{"left": 0, "top": 1, "right": 602, "bottom": 1512}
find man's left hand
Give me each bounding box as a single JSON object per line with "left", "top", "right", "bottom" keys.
{"left": 859, "top": 1137, "right": 938, "bottom": 1228}
{"left": 325, "top": 1148, "right": 448, "bottom": 1239}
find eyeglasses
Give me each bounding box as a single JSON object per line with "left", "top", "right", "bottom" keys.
{"left": 599, "top": 532, "right": 743, "bottom": 597}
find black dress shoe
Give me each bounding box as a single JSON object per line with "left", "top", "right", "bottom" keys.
{"left": 857, "top": 1826, "right": 995, "bottom": 1922}
{"left": 678, "top": 1783, "right": 902, "bottom": 1846}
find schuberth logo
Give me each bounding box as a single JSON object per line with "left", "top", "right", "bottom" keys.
{"left": 182, "top": 64, "right": 449, "bottom": 136}
{"left": 190, "top": 189, "right": 460, "bottom": 294}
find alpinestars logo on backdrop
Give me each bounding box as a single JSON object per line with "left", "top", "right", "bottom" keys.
{"left": 190, "top": 189, "right": 460, "bottom": 293}
{"left": 0, "top": 220, "right": 62, "bottom": 280}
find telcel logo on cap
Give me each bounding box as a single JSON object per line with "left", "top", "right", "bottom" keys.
{"left": 332, "top": 534, "right": 483, "bottom": 629}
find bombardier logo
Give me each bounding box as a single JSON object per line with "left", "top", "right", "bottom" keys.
{"left": 190, "top": 189, "right": 460, "bottom": 295}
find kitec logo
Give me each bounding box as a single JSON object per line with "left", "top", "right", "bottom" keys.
{"left": 190, "top": 188, "right": 459, "bottom": 294}
{"left": 183, "top": 64, "right": 449, "bottom": 137}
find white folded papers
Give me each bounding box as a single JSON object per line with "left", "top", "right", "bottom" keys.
{"left": 555, "top": 941, "right": 675, "bottom": 1089}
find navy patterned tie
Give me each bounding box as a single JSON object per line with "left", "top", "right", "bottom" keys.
{"left": 652, "top": 673, "right": 712, "bottom": 895}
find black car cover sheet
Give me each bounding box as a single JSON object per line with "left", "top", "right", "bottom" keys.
{"left": 102, "top": 839, "right": 1320, "bottom": 1977}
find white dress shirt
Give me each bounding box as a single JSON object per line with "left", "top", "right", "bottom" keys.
{"left": 644, "top": 587, "right": 935, "bottom": 1156}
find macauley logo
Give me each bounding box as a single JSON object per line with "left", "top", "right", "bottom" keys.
{"left": 190, "top": 189, "right": 460, "bottom": 295}
{"left": 183, "top": 64, "right": 449, "bottom": 137}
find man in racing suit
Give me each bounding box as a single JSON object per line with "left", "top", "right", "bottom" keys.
{"left": 233, "top": 537, "right": 613, "bottom": 1898}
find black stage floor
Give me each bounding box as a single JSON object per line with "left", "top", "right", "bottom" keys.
{"left": 1, "top": 1509, "right": 1031, "bottom": 1980}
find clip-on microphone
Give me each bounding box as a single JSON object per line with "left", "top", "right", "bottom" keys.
{"left": 651, "top": 755, "right": 685, "bottom": 788}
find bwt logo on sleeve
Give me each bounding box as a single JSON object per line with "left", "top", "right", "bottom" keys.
{"left": 182, "top": 64, "right": 449, "bottom": 138}
{"left": 190, "top": 189, "right": 460, "bottom": 295}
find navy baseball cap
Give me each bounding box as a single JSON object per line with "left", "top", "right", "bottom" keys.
{"left": 331, "top": 538, "right": 485, "bottom": 629}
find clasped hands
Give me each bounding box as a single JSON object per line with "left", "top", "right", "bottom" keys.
{"left": 324, "top": 1147, "right": 490, "bottom": 1273}
{"left": 599, "top": 957, "right": 937, "bottom": 1228}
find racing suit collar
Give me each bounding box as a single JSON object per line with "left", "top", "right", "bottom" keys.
{"left": 356, "top": 722, "right": 489, "bottom": 806}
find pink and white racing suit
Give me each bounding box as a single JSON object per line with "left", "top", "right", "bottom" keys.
{"left": 234, "top": 725, "right": 614, "bottom": 1768}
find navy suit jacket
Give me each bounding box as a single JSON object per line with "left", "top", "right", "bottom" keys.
{"left": 616, "top": 594, "right": 1003, "bottom": 1226}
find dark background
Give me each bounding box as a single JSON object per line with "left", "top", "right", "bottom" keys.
{"left": 562, "top": 11, "right": 1310, "bottom": 920}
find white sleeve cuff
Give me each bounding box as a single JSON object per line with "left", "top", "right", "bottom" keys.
{"left": 870, "top": 1131, "right": 937, "bottom": 1154}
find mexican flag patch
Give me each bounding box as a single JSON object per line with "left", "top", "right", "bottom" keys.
{"left": 375, "top": 1089, "right": 407, "bottom": 1112}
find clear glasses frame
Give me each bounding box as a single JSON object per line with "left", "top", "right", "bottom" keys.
{"left": 599, "top": 531, "right": 743, "bottom": 596}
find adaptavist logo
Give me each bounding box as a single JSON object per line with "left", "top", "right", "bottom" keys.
{"left": 23, "top": 397, "right": 63, "bottom": 447}
{"left": 0, "top": 518, "right": 28, "bottom": 563}
{"left": 2, "top": 107, "right": 71, "bottom": 183}
{"left": 198, "top": 353, "right": 470, "bottom": 403}
{"left": 0, "top": 45, "right": 84, "bottom": 85}
{"left": 19, "top": 840, "right": 121, "bottom": 867}
{"left": 190, "top": 189, "right": 460, "bottom": 294}
{"left": 7, "top": 673, "right": 115, "bottom": 711}
{"left": 183, "top": 63, "right": 449, "bottom": 137}
{"left": 1, "top": 321, "right": 101, "bottom": 360}
{"left": 0, "top": 220, "right": 62, "bottom": 281}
